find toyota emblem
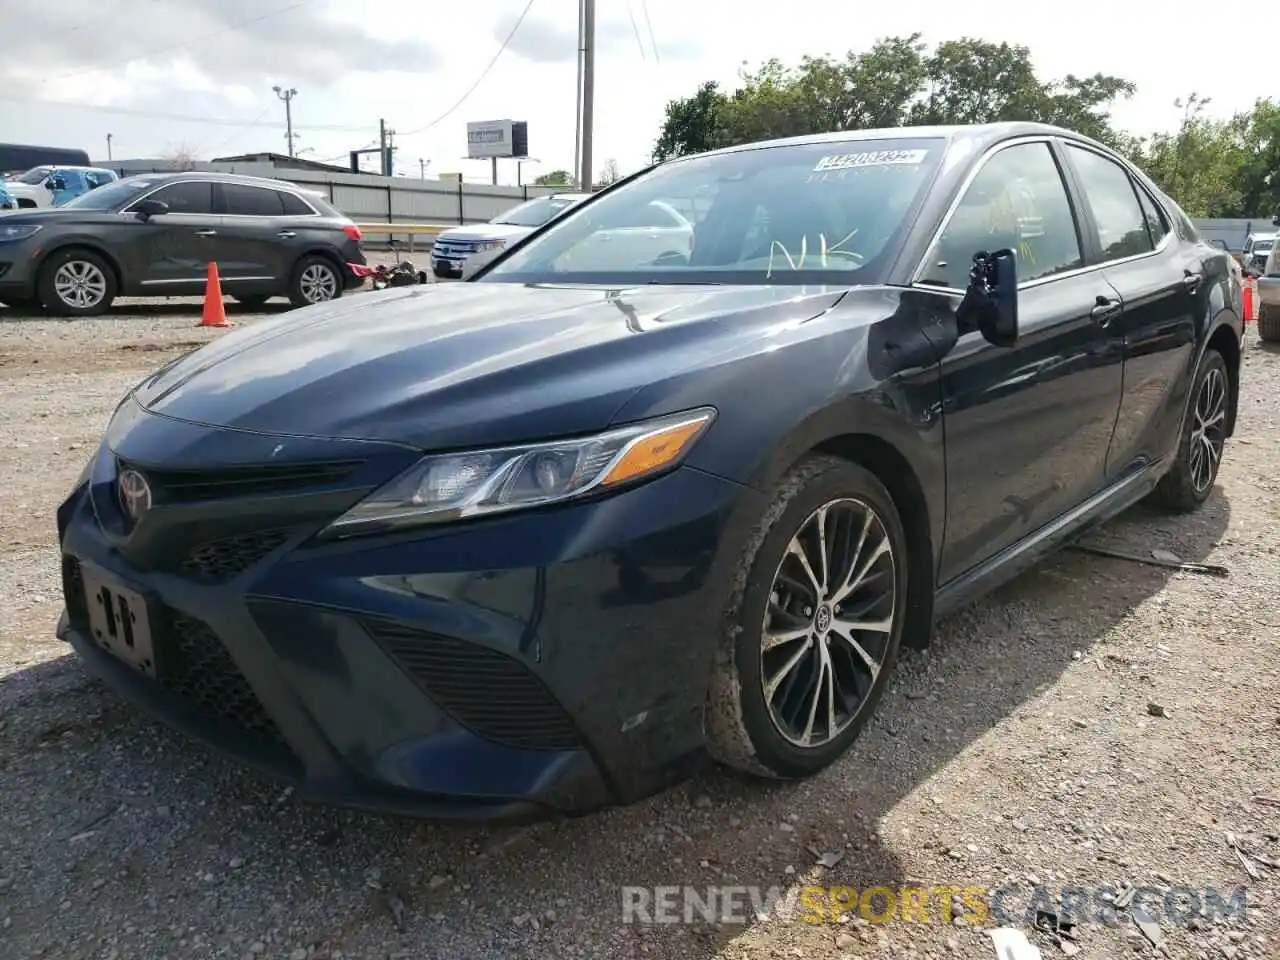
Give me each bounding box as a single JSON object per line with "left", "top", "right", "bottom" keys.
{"left": 117, "top": 468, "right": 152, "bottom": 522}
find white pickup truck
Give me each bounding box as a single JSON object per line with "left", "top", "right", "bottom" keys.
{"left": 1253, "top": 217, "right": 1280, "bottom": 341}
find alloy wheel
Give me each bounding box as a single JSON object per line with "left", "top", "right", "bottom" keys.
{"left": 54, "top": 260, "right": 108, "bottom": 310}
{"left": 1189, "top": 365, "right": 1227, "bottom": 493}
{"left": 760, "top": 497, "right": 897, "bottom": 748}
{"left": 299, "top": 263, "right": 338, "bottom": 303}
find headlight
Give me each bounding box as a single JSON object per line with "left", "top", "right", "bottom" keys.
{"left": 0, "top": 224, "right": 41, "bottom": 243}
{"left": 475, "top": 240, "right": 506, "bottom": 251}
{"left": 320, "top": 407, "right": 716, "bottom": 538}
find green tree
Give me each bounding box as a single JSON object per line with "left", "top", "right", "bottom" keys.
{"left": 651, "top": 35, "right": 1135, "bottom": 159}
{"left": 597, "top": 158, "right": 622, "bottom": 185}
{"left": 534, "top": 169, "right": 574, "bottom": 186}
{"left": 1128, "top": 94, "right": 1247, "bottom": 218}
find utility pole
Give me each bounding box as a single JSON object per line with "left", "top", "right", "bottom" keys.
{"left": 573, "top": 0, "right": 584, "bottom": 187}
{"left": 273, "top": 85, "right": 298, "bottom": 157}
{"left": 379, "top": 119, "right": 397, "bottom": 176}
{"left": 491, "top": 157, "right": 498, "bottom": 186}
{"left": 419, "top": 158, "right": 426, "bottom": 179}
{"left": 579, "top": 0, "right": 596, "bottom": 191}
{"left": 105, "top": 133, "right": 113, "bottom": 162}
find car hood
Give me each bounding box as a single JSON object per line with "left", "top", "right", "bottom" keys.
{"left": 0, "top": 206, "right": 115, "bottom": 225}
{"left": 436, "top": 222, "right": 534, "bottom": 244}
{"left": 131, "top": 282, "right": 850, "bottom": 450}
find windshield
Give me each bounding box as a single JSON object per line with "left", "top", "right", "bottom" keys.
{"left": 16, "top": 166, "right": 53, "bottom": 185}
{"left": 492, "top": 196, "right": 579, "bottom": 227}
{"left": 60, "top": 177, "right": 156, "bottom": 211}
{"left": 1253, "top": 240, "right": 1274, "bottom": 253}
{"left": 476, "top": 138, "right": 944, "bottom": 286}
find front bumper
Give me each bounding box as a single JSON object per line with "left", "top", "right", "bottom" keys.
{"left": 0, "top": 236, "right": 42, "bottom": 298}
{"left": 56, "top": 401, "right": 762, "bottom": 820}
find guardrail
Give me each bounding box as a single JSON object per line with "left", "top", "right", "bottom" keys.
{"left": 354, "top": 222, "right": 450, "bottom": 254}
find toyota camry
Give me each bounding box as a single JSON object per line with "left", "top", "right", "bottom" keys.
{"left": 56, "top": 122, "right": 1243, "bottom": 821}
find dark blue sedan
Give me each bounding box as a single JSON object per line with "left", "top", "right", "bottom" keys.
{"left": 56, "top": 122, "right": 1243, "bottom": 821}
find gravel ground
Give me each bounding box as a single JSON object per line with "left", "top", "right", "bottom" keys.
{"left": 1, "top": 285, "right": 1278, "bottom": 960}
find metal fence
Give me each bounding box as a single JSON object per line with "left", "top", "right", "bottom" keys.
{"left": 103, "top": 159, "right": 558, "bottom": 226}
{"left": 1191, "top": 217, "right": 1276, "bottom": 253}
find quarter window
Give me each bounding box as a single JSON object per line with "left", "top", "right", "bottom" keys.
{"left": 1065, "top": 145, "right": 1154, "bottom": 261}
{"left": 221, "top": 183, "right": 284, "bottom": 216}
{"left": 920, "top": 142, "right": 1083, "bottom": 290}
{"left": 1134, "top": 186, "right": 1170, "bottom": 245}
{"left": 278, "top": 190, "right": 314, "bottom": 216}
{"left": 143, "top": 181, "right": 215, "bottom": 214}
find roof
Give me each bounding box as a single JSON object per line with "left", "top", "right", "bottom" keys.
{"left": 118, "top": 169, "right": 320, "bottom": 192}
{"left": 688, "top": 121, "right": 1109, "bottom": 161}
{"left": 211, "top": 151, "right": 352, "bottom": 173}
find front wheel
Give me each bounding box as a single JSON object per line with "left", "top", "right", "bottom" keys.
{"left": 1258, "top": 302, "right": 1280, "bottom": 342}
{"left": 1150, "top": 348, "right": 1229, "bottom": 512}
{"left": 288, "top": 255, "right": 342, "bottom": 308}
{"left": 705, "top": 455, "right": 908, "bottom": 780}
{"left": 38, "top": 249, "right": 117, "bottom": 317}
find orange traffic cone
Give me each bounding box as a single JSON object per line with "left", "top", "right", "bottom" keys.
{"left": 199, "top": 262, "right": 231, "bottom": 328}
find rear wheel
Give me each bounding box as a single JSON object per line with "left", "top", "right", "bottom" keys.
{"left": 38, "top": 249, "right": 117, "bottom": 317}
{"left": 705, "top": 455, "right": 907, "bottom": 779}
{"left": 288, "top": 255, "right": 341, "bottom": 308}
{"left": 1258, "top": 303, "right": 1280, "bottom": 342}
{"left": 1151, "top": 348, "right": 1229, "bottom": 512}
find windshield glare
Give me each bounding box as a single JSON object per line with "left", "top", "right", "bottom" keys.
{"left": 477, "top": 139, "right": 944, "bottom": 285}
{"left": 59, "top": 177, "right": 155, "bottom": 211}
{"left": 493, "top": 197, "right": 577, "bottom": 227}
{"left": 16, "top": 166, "right": 53, "bottom": 185}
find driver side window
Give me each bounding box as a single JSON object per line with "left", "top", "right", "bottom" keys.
{"left": 920, "top": 142, "right": 1083, "bottom": 290}
{"left": 133, "top": 182, "right": 215, "bottom": 215}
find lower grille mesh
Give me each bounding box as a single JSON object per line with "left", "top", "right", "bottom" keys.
{"left": 177, "top": 530, "right": 292, "bottom": 582}
{"left": 363, "top": 619, "right": 582, "bottom": 751}
{"left": 161, "top": 612, "right": 288, "bottom": 747}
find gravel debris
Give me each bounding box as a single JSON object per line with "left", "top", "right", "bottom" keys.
{"left": 1, "top": 296, "right": 1278, "bottom": 959}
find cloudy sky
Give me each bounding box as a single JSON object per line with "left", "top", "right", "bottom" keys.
{"left": 0, "top": 0, "right": 1257, "bottom": 184}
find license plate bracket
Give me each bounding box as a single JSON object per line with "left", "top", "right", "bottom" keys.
{"left": 81, "top": 563, "right": 157, "bottom": 678}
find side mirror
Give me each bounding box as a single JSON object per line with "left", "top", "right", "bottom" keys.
{"left": 46, "top": 177, "right": 66, "bottom": 192}
{"left": 957, "top": 248, "right": 1019, "bottom": 347}
{"left": 132, "top": 199, "right": 169, "bottom": 220}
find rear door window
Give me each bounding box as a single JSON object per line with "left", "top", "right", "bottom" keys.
{"left": 221, "top": 183, "right": 285, "bottom": 217}
{"left": 1064, "top": 144, "right": 1155, "bottom": 261}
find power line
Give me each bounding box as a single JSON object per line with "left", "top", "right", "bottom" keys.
{"left": 627, "top": 6, "right": 647, "bottom": 63}
{"left": 0, "top": 94, "right": 372, "bottom": 133}
{"left": 398, "top": 0, "right": 537, "bottom": 136}
{"left": 640, "top": 0, "right": 661, "bottom": 63}
{"left": 39, "top": 0, "right": 316, "bottom": 85}
{"left": 58, "top": 0, "right": 164, "bottom": 39}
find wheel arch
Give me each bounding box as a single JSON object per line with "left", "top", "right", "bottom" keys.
{"left": 739, "top": 398, "right": 942, "bottom": 651}
{"left": 1204, "top": 318, "right": 1241, "bottom": 437}
{"left": 294, "top": 245, "right": 345, "bottom": 278}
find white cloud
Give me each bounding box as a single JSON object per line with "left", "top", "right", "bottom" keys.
{"left": 0, "top": 0, "right": 1255, "bottom": 182}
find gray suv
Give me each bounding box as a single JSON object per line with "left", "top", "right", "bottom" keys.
{"left": 0, "top": 171, "right": 367, "bottom": 316}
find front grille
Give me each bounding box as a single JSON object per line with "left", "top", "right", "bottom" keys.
{"left": 177, "top": 529, "right": 292, "bottom": 583}
{"left": 363, "top": 619, "right": 582, "bottom": 751}
{"left": 433, "top": 239, "right": 477, "bottom": 257}
{"left": 116, "top": 458, "right": 362, "bottom": 504}
{"left": 159, "top": 611, "right": 288, "bottom": 748}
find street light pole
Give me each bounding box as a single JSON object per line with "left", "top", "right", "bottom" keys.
{"left": 273, "top": 85, "right": 298, "bottom": 157}
{"left": 106, "top": 133, "right": 113, "bottom": 162}
{"left": 579, "top": 0, "right": 596, "bottom": 191}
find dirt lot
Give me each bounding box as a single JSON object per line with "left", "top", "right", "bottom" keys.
{"left": 1, "top": 286, "right": 1278, "bottom": 960}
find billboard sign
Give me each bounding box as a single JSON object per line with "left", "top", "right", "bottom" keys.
{"left": 466, "top": 120, "right": 529, "bottom": 159}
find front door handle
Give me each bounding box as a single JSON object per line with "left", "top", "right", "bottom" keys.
{"left": 194, "top": 228, "right": 217, "bottom": 237}
{"left": 276, "top": 230, "right": 297, "bottom": 239}
{"left": 1091, "top": 296, "right": 1122, "bottom": 327}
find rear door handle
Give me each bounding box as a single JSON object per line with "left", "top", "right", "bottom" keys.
{"left": 1091, "top": 296, "right": 1122, "bottom": 327}
{"left": 276, "top": 230, "right": 297, "bottom": 239}
{"left": 194, "top": 228, "right": 217, "bottom": 237}
{"left": 1182, "top": 270, "right": 1202, "bottom": 291}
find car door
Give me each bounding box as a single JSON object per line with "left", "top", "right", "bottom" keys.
{"left": 1057, "top": 142, "right": 1202, "bottom": 480}
{"left": 117, "top": 180, "right": 221, "bottom": 290}
{"left": 914, "top": 138, "right": 1126, "bottom": 583}
{"left": 211, "top": 181, "right": 294, "bottom": 286}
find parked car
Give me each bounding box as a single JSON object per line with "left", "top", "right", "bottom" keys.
{"left": 1241, "top": 231, "right": 1277, "bottom": 275}
{"left": 3, "top": 165, "right": 118, "bottom": 209}
{"left": 56, "top": 122, "right": 1242, "bottom": 822}
{"left": 431, "top": 192, "right": 589, "bottom": 277}
{"left": 0, "top": 171, "right": 366, "bottom": 315}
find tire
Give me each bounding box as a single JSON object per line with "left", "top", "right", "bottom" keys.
{"left": 1150, "top": 348, "right": 1230, "bottom": 512}
{"left": 1258, "top": 302, "right": 1280, "bottom": 342}
{"left": 705, "top": 454, "right": 909, "bottom": 780}
{"left": 288, "top": 255, "right": 342, "bottom": 308}
{"left": 234, "top": 294, "right": 270, "bottom": 308}
{"left": 37, "top": 248, "right": 117, "bottom": 317}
